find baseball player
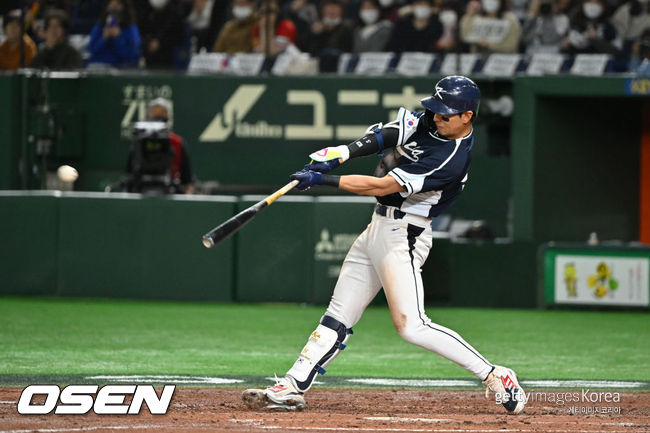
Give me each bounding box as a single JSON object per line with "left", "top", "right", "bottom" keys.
{"left": 242, "top": 76, "right": 526, "bottom": 414}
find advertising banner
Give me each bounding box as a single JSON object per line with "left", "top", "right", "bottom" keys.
{"left": 544, "top": 247, "right": 650, "bottom": 307}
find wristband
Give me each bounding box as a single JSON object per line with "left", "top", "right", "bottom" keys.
{"left": 373, "top": 128, "right": 384, "bottom": 156}
{"left": 321, "top": 174, "right": 340, "bottom": 187}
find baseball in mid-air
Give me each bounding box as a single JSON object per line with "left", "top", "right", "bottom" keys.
{"left": 57, "top": 165, "right": 78, "bottom": 183}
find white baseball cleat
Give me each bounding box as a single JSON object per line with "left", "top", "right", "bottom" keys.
{"left": 242, "top": 376, "right": 306, "bottom": 412}
{"left": 482, "top": 365, "right": 526, "bottom": 414}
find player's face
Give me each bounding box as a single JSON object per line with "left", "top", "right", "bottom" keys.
{"left": 45, "top": 18, "right": 65, "bottom": 46}
{"left": 433, "top": 111, "right": 473, "bottom": 139}
{"left": 148, "top": 105, "right": 169, "bottom": 122}
{"left": 4, "top": 21, "right": 20, "bottom": 42}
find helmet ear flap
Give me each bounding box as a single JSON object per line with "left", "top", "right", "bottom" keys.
{"left": 467, "top": 101, "right": 480, "bottom": 123}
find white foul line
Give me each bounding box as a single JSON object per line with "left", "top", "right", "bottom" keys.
{"left": 0, "top": 401, "right": 16, "bottom": 404}
{"left": 0, "top": 425, "right": 165, "bottom": 433}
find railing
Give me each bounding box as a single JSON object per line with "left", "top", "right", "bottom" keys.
{"left": 188, "top": 51, "right": 623, "bottom": 77}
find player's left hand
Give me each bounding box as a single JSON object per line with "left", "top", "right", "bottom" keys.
{"left": 304, "top": 159, "right": 341, "bottom": 173}
{"left": 290, "top": 170, "right": 322, "bottom": 191}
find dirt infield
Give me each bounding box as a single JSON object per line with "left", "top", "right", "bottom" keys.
{"left": 1, "top": 387, "right": 649, "bottom": 433}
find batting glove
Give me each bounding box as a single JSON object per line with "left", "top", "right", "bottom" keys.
{"left": 309, "top": 145, "right": 350, "bottom": 162}
{"left": 290, "top": 170, "right": 322, "bottom": 191}
{"left": 304, "top": 159, "right": 341, "bottom": 173}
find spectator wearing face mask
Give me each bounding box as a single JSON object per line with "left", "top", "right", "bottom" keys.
{"left": 353, "top": 0, "right": 394, "bottom": 52}
{"left": 31, "top": 9, "right": 84, "bottom": 69}
{"left": 460, "top": 0, "right": 522, "bottom": 53}
{"left": 87, "top": 0, "right": 141, "bottom": 68}
{"left": 213, "top": 0, "right": 257, "bottom": 54}
{"left": 561, "top": 0, "right": 620, "bottom": 54}
{"left": 522, "top": 0, "right": 570, "bottom": 53}
{"left": 0, "top": 9, "right": 37, "bottom": 70}
{"left": 253, "top": 0, "right": 297, "bottom": 55}
{"left": 436, "top": 0, "right": 462, "bottom": 51}
{"left": 138, "top": 0, "right": 186, "bottom": 69}
{"left": 612, "top": 0, "right": 649, "bottom": 55}
{"left": 310, "top": 0, "right": 353, "bottom": 58}
{"left": 386, "top": 0, "right": 443, "bottom": 53}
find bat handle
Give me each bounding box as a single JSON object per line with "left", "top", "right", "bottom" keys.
{"left": 264, "top": 179, "right": 299, "bottom": 206}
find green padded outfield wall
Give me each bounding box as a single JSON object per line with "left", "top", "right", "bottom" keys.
{"left": 0, "top": 193, "right": 536, "bottom": 306}
{"left": 235, "top": 196, "right": 315, "bottom": 302}
{"left": 0, "top": 193, "right": 59, "bottom": 295}
{"left": 421, "top": 239, "right": 538, "bottom": 308}
{"left": 0, "top": 193, "right": 236, "bottom": 301}
{"left": 0, "top": 193, "right": 382, "bottom": 304}
{"left": 56, "top": 194, "right": 236, "bottom": 301}
{"left": 311, "top": 197, "right": 376, "bottom": 304}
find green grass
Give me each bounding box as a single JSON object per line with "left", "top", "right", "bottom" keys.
{"left": 0, "top": 298, "right": 648, "bottom": 380}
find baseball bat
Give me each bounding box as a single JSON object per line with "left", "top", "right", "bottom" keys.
{"left": 202, "top": 179, "right": 299, "bottom": 248}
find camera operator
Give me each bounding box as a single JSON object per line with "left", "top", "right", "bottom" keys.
{"left": 125, "top": 97, "right": 195, "bottom": 194}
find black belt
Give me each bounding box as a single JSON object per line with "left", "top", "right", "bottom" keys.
{"left": 374, "top": 204, "right": 406, "bottom": 220}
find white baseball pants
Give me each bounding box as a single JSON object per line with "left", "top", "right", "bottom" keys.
{"left": 323, "top": 209, "right": 494, "bottom": 381}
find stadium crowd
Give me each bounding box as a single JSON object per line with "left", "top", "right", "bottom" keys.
{"left": 0, "top": 0, "right": 648, "bottom": 73}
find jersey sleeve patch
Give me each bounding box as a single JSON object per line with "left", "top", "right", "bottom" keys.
{"left": 395, "top": 107, "right": 420, "bottom": 147}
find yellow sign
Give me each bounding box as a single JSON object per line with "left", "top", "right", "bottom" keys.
{"left": 626, "top": 78, "right": 650, "bottom": 95}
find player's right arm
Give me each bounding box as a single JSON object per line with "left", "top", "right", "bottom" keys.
{"left": 289, "top": 171, "right": 405, "bottom": 195}
{"left": 337, "top": 174, "right": 404, "bottom": 196}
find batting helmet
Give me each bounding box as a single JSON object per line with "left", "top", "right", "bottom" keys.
{"left": 420, "top": 75, "right": 481, "bottom": 116}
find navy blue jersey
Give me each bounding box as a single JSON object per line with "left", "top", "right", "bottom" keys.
{"left": 375, "top": 108, "right": 473, "bottom": 218}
